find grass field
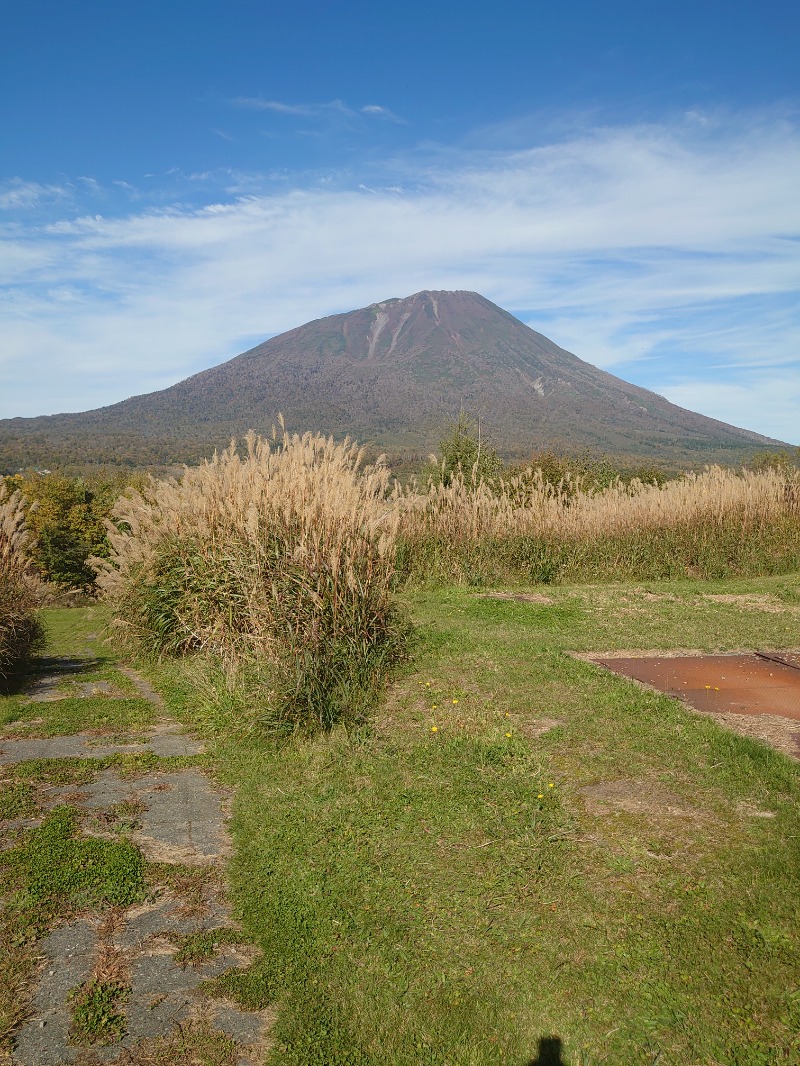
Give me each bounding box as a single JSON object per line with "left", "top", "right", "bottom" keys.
{"left": 2, "top": 578, "right": 799, "bottom": 1063}
{"left": 127, "top": 571, "right": 800, "bottom": 1065}
{"left": 0, "top": 608, "right": 157, "bottom": 739}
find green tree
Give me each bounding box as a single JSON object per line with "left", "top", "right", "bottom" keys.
{"left": 748, "top": 448, "right": 800, "bottom": 473}
{"left": 435, "top": 412, "right": 503, "bottom": 486}
{"left": 21, "top": 471, "right": 145, "bottom": 589}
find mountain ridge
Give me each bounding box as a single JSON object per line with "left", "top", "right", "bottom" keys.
{"left": 0, "top": 290, "right": 787, "bottom": 469}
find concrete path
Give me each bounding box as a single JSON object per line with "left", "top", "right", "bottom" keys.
{"left": 0, "top": 723, "right": 204, "bottom": 764}
{"left": 1, "top": 657, "right": 271, "bottom": 1065}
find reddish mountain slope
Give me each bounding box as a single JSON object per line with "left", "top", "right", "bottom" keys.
{"left": 0, "top": 290, "right": 784, "bottom": 468}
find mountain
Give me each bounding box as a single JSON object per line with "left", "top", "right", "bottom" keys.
{"left": 0, "top": 290, "right": 786, "bottom": 470}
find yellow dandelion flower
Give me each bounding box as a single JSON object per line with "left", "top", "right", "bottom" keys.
{"left": 505, "top": 732, "right": 512, "bottom": 738}
{"left": 538, "top": 793, "right": 544, "bottom": 799}
{"left": 432, "top": 704, "right": 438, "bottom": 710}
{"left": 548, "top": 783, "right": 554, "bottom": 788}
{"left": 452, "top": 699, "right": 459, "bottom": 705}
{"left": 431, "top": 726, "right": 438, "bottom": 733}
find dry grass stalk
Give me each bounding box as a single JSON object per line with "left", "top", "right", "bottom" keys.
{"left": 0, "top": 482, "right": 35, "bottom": 578}
{"left": 398, "top": 465, "right": 800, "bottom": 542}
{"left": 0, "top": 482, "right": 42, "bottom": 687}
{"left": 395, "top": 464, "right": 800, "bottom": 583}
{"left": 97, "top": 428, "right": 405, "bottom": 731}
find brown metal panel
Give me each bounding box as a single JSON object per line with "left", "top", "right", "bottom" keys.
{"left": 757, "top": 651, "right": 800, "bottom": 673}
{"left": 592, "top": 654, "right": 800, "bottom": 721}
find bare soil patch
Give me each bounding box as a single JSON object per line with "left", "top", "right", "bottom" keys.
{"left": 480, "top": 591, "right": 555, "bottom": 605}
{"left": 579, "top": 778, "right": 700, "bottom": 819}
{"left": 515, "top": 717, "right": 564, "bottom": 741}
{"left": 702, "top": 593, "right": 800, "bottom": 615}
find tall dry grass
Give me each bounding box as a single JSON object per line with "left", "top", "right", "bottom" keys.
{"left": 396, "top": 464, "right": 800, "bottom": 583}
{"left": 0, "top": 482, "right": 43, "bottom": 688}
{"left": 95, "top": 430, "right": 800, "bottom": 723}
{"left": 96, "top": 429, "right": 406, "bottom": 732}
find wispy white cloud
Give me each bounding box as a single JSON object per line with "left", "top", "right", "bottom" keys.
{"left": 0, "top": 178, "right": 71, "bottom": 211}
{"left": 232, "top": 96, "right": 318, "bottom": 116}
{"left": 1, "top": 111, "right": 798, "bottom": 442}
{"left": 230, "top": 96, "right": 404, "bottom": 123}
{"left": 361, "top": 104, "right": 405, "bottom": 123}
{"left": 231, "top": 97, "right": 357, "bottom": 118}
{"left": 76, "top": 176, "right": 101, "bottom": 194}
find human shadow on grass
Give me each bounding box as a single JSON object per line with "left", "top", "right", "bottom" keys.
{"left": 527, "top": 1036, "right": 566, "bottom": 1065}
{"left": 1, "top": 656, "right": 109, "bottom": 698}
{"left": 31, "top": 656, "right": 108, "bottom": 676}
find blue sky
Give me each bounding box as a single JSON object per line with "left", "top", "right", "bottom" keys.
{"left": 2, "top": 0, "right": 799, "bottom": 444}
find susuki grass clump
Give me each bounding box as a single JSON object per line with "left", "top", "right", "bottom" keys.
{"left": 96, "top": 429, "right": 406, "bottom": 733}
{"left": 0, "top": 482, "right": 43, "bottom": 689}
{"left": 397, "top": 464, "right": 800, "bottom": 584}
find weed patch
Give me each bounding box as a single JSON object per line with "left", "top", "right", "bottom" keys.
{"left": 145, "top": 861, "right": 222, "bottom": 916}
{"left": 69, "top": 978, "right": 129, "bottom": 1046}
{"left": 4, "top": 694, "right": 156, "bottom": 738}
{"left": 2, "top": 806, "right": 145, "bottom": 920}
{"left": 169, "top": 926, "right": 248, "bottom": 968}
{"left": 0, "top": 779, "right": 36, "bottom": 820}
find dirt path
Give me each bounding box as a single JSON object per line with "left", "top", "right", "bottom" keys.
{"left": 0, "top": 634, "right": 271, "bottom": 1065}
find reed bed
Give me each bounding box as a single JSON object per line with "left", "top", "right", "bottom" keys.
{"left": 95, "top": 436, "right": 799, "bottom": 725}
{"left": 96, "top": 430, "right": 406, "bottom": 732}
{"left": 396, "top": 464, "right": 800, "bottom": 583}
{"left": 0, "top": 483, "right": 43, "bottom": 688}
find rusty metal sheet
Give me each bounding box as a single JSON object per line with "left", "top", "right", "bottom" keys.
{"left": 758, "top": 651, "right": 800, "bottom": 673}
{"left": 592, "top": 653, "right": 800, "bottom": 721}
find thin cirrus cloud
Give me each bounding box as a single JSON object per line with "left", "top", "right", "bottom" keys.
{"left": 1, "top": 110, "right": 798, "bottom": 443}
{"left": 0, "top": 178, "right": 71, "bottom": 211}
{"left": 229, "top": 97, "right": 404, "bottom": 121}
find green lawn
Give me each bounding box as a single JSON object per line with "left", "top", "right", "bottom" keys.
{"left": 4, "top": 576, "right": 800, "bottom": 1064}
{"left": 0, "top": 607, "right": 156, "bottom": 738}
{"left": 143, "top": 572, "right": 800, "bottom": 1065}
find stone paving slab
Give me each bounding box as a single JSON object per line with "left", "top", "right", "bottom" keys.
{"left": 12, "top": 909, "right": 270, "bottom": 1064}
{"left": 0, "top": 727, "right": 204, "bottom": 764}
{"left": 12, "top": 921, "right": 98, "bottom": 1066}
{"left": 133, "top": 770, "right": 230, "bottom": 864}
{"left": 118, "top": 893, "right": 232, "bottom": 949}
{"left": 4, "top": 705, "right": 267, "bottom": 1063}
{"left": 69, "top": 767, "right": 231, "bottom": 864}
